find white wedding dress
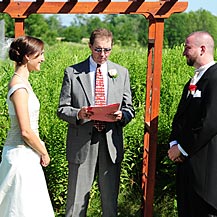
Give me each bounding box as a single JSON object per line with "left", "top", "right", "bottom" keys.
{"left": 0, "top": 83, "right": 55, "bottom": 217}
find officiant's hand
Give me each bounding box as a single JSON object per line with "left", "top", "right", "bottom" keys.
{"left": 78, "top": 106, "right": 93, "bottom": 119}
{"left": 106, "top": 110, "right": 122, "bottom": 121}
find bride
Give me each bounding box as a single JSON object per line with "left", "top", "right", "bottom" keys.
{"left": 0, "top": 36, "right": 54, "bottom": 217}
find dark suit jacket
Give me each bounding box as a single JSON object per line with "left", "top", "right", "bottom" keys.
{"left": 57, "top": 57, "right": 134, "bottom": 164}
{"left": 170, "top": 63, "right": 217, "bottom": 209}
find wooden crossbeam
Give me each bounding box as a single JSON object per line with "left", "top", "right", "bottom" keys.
{"left": 0, "top": 1, "right": 187, "bottom": 18}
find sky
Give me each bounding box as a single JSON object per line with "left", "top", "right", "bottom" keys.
{"left": 185, "top": 0, "right": 216, "bottom": 15}
{"left": 56, "top": 0, "right": 216, "bottom": 26}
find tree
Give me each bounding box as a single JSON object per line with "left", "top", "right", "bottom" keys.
{"left": 164, "top": 13, "right": 189, "bottom": 48}
{"left": 137, "top": 15, "right": 149, "bottom": 47}
{"left": 165, "top": 10, "right": 217, "bottom": 48}
{"left": 25, "top": 14, "right": 58, "bottom": 45}
{"left": 105, "top": 14, "right": 148, "bottom": 47}
{"left": 185, "top": 10, "right": 217, "bottom": 46}
{"left": 46, "top": 15, "right": 62, "bottom": 35}
{"left": 84, "top": 15, "right": 106, "bottom": 36}
{"left": 62, "top": 26, "right": 83, "bottom": 43}
{"left": 0, "top": 14, "right": 14, "bottom": 38}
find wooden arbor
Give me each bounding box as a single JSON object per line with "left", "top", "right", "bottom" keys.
{"left": 0, "top": 0, "right": 188, "bottom": 216}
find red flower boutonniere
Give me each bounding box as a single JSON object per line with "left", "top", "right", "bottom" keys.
{"left": 189, "top": 84, "right": 197, "bottom": 94}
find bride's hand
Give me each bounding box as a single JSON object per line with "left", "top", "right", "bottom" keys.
{"left": 40, "top": 153, "right": 50, "bottom": 167}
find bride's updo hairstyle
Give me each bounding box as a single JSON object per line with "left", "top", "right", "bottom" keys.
{"left": 9, "top": 36, "right": 44, "bottom": 65}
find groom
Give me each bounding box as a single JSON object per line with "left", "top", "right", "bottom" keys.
{"left": 57, "top": 28, "right": 134, "bottom": 217}
{"left": 168, "top": 31, "right": 217, "bottom": 217}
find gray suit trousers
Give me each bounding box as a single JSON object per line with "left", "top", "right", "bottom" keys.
{"left": 65, "top": 129, "right": 121, "bottom": 217}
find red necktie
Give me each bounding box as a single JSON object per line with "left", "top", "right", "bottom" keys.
{"left": 94, "top": 64, "right": 106, "bottom": 131}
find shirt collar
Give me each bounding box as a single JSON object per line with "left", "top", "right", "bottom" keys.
{"left": 89, "top": 55, "right": 107, "bottom": 70}
{"left": 195, "top": 61, "right": 216, "bottom": 74}
{"left": 193, "top": 61, "right": 216, "bottom": 83}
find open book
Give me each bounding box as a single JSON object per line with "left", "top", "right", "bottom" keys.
{"left": 87, "top": 103, "right": 120, "bottom": 122}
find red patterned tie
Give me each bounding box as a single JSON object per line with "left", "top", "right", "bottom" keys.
{"left": 94, "top": 64, "right": 106, "bottom": 131}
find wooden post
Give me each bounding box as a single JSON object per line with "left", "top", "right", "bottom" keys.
{"left": 14, "top": 18, "right": 25, "bottom": 37}
{"left": 143, "top": 17, "right": 164, "bottom": 217}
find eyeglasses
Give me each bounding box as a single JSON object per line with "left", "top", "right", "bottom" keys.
{"left": 94, "top": 48, "right": 112, "bottom": 53}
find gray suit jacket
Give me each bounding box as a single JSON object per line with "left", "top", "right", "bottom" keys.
{"left": 57, "top": 57, "right": 134, "bottom": 164}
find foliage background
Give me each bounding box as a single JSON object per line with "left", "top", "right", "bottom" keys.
{"left": 1, "top": 43, "right": 216, "bottom": 216}
{"left": 1, "top": 9, "right": 217, "bottom": 48}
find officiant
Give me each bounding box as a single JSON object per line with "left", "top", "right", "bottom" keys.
{"left": 57, "top": 28, "right": 135, "bottom": 217}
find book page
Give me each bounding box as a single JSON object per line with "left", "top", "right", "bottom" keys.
{"left": 87, "top": 103, "right": 120, "bottom": 122}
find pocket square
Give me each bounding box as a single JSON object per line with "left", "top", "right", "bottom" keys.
{"left": 193, "top": 90, "right": 201, "bottom": 98}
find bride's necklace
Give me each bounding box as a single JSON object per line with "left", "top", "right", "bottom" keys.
{"left": 14, "top": 72, "right": 28, "bottom": 82}
{"left": 14, "top": 72, "right": 32, "bottom": 90}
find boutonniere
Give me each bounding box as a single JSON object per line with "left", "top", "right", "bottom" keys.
{"left": 108, "top": 69, "right": 118, "bottom": 79}
{"left": 189, "top": 84, "right": 197, "bottom": 95}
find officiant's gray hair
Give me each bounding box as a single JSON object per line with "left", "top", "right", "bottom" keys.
{"left": 89, "top": 28, "right": 113, "bottom": 46}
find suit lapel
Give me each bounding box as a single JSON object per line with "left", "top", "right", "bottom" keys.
{"left": 173, "top": 80, "right": 192, "bottom": 119}
{"left": 177, "top": 70, "right": 209, "bottom": 118}
{"left": 175, "top": 64, "right": 217, "bottom": 121}
{"left": 76, "top": 59, "right": 93, "bottom": 105}
{"left": 107, "top": 61, "right": 118, "bottom": 104}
